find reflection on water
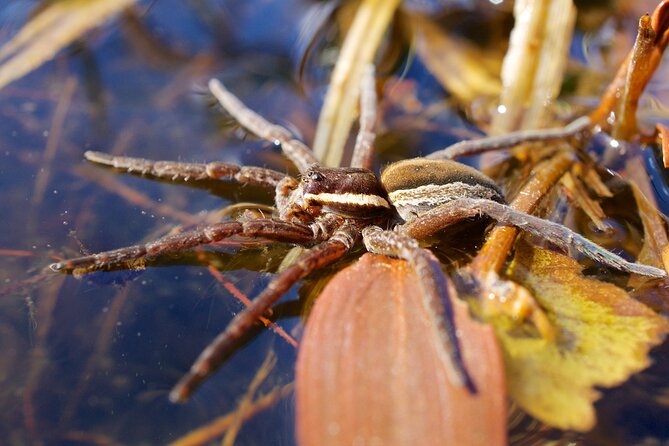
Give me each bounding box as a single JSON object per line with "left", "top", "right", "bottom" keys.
{"left": 0, "top": 1, "right": 312, "bottom": 443}
{"left": 1, "top": 0, "right": 669, "bottom": 444}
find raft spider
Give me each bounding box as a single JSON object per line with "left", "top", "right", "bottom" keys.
{"left": 50, "top": 66, "right": 667, "bottom": 402}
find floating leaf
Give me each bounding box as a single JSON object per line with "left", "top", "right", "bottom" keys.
{"left": 497, "top": 241, "right": 669, "bottom": 431}
{"left": 0, "top": 0, "right": 135, "bottom": 91}
{"left": 296, "top": 254, "right": 506, "bottom": 446}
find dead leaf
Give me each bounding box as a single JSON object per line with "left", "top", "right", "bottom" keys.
{"left": 560, "top": 170, "right": 610, "bottom": 232}
{"left": 0, "top": 0, "right": 136, "bottom": 91}
{"left": 631, "top": 181, "right": 669, "bottom": 268}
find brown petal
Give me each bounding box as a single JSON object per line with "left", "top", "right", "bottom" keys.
{"left": 296, "top": 253, "right": 506, "bottom": 446}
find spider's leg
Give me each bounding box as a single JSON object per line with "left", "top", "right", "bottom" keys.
{"left": 208, "top": 79, "right": 319, "bottom": 173}
{"left": 351, "top": 64, "right": 377, "bottom": 170}
{"left": 50, "top": 219, "right": 317, "bottom": 274}
{"left": 169, "top": 222, "right": 360, "bottom": 402}
{"left": 84, "top": 151, "right": 286, "bottom": 189}
{"left": 402, "top": 198, "right": 668, "bottom": 278}
{"left": 427, "top": 116, "right": 592, "bottom": 160}
{"left": 361, "top": 225, "right": 473, "bottom": 391}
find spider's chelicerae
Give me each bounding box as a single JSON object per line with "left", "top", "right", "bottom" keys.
{"left": 50, "top": 67, "right": 667, "bottom": 403}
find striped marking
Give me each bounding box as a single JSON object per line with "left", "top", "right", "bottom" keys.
{"left": 303, "top": 192, "right": 391, "bottom": 209}
{"left": 388, "top": 182, "right": 500, "bottom": 207}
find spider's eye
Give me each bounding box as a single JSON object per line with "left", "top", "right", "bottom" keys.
{"left": 308, "top": 171, "right": 324, "bottom": 182}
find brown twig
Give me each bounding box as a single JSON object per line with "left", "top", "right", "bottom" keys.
{"left": 469, "top": 151, "right": 575, "bottom": 274}
{"left": 31, "top": 76, "right": 77, "bottom": 207}
{"left": 590, "top": 1, "right": 669, "bottom": 136}
{"left": 205, "top": 266, "right": 298, "bottom": 348}
{"left": 0, "top": 249, "right": 34, "bottom": 256}
{"left": 221, "top": 350, "right": 277, "bottom": 446}
{"left": 168, "top": 382, "right": 294, "bottom": 446}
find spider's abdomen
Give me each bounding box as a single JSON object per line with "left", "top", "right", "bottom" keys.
{"left": 301, "top": 166, "right": 391, "bottom": 219}
{"left": 381, "top": 158, "right": 505, "bottom": 221}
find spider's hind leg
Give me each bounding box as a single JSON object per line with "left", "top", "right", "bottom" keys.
{"left": 169, "top": 222, "right": 360, "bottom": 402}
{"left": 208, "top": 79, "right": 319, "bottom": 173}
{"left": 401, "top": 198, "right": 668, "bottom": 279}
{"left": 361, "top": 225, "right": 473, "bottom": 392}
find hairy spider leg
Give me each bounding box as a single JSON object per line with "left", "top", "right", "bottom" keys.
{"left": 170, "top": 222, "right": 361, "bottom": 402}
{"left": 401, "top": 198, "right": 668, "bottom": 279}
{"left": 351, "top": 64, "right": 378, "bottom": 171}
{"left": 208, "top": 78, "right": 318, "bottom": 173}
{"left": 427, "top": 116, "right": 593, "bottom": 160}
{"left": 361, "top": 226, "right": 473, "bottom": 391}
{"left": 49, "top": 219, "right": 319, "bottom": 273}
{"left": 84, "top": 151, "right": 287, "bottom": 189}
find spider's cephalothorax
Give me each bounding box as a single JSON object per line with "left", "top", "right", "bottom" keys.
{"left": 50, "top": 69, "right": 667, "bottom": 403}
{"left": 280, "top": 165, "right": 391, "bottom": 224}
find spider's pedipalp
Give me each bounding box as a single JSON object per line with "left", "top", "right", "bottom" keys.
{"left": 361, "top": 225, "right": 473, "bottom": 391}
{"left": 170, "top": 222, "right": 361, "bottom": 402}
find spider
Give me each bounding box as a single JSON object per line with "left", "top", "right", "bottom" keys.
{"left": 50, "top": 66, "right": 667, "bottom": 403}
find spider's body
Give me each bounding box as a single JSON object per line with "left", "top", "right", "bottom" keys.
{"left": 51, "top": 69, "right": 667, "bottom": 403}
{"left": 276, "top": 159, "right": 505, "bottom": 232}
{"left": 381, "top": 158, "right": 505, "bottom": 222}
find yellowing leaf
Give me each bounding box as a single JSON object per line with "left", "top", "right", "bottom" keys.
{"left": 0, "top": 0, "right": 135, "bottom": 91}
{"left": 498, "top": 242, "right": 669, "bottom": 431}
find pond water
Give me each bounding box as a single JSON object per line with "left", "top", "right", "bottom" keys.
{"left": 1, "top": 1, "right": 669, "bottom": 445}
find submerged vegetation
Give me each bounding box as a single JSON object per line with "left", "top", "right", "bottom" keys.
{"left": 2, "top": 0, "right": 669, "bottom": 444}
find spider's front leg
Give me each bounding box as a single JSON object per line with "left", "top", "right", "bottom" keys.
{"left": 350, "top": 64, "right": 378, "bottom": 171}
{"left": 170, "top": 222, "right": 361, "bottom": 402}
{"left": 84, "top": 151, "right": 287, "bottom": 190}
{"left": 401, "top": 197, "right": 668, "bottom": 279}
{"left": 361, "top": 226, "right": 473, "bottom": 391}
{"left": 208, "top": 79, "right": 318, "bottom": 173}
